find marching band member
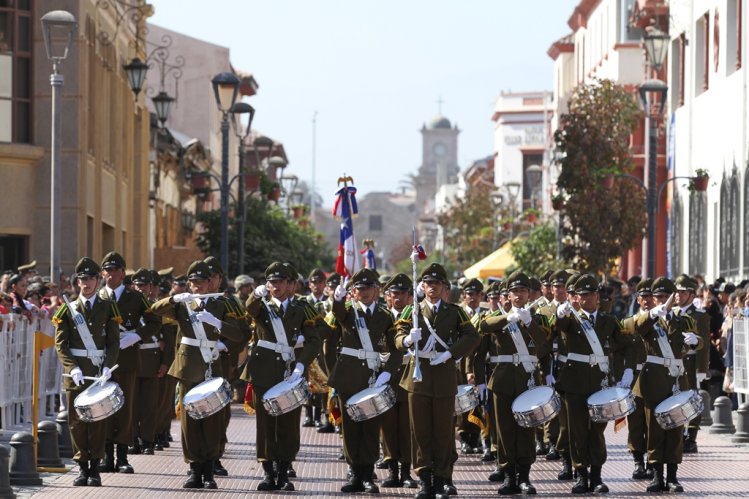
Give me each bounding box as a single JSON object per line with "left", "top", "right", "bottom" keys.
{"left": 54, "top": 257, "right": 120, "bottom": 487}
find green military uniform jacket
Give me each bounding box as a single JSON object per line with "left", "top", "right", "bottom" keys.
{"left": 633, "top": 312, "right": 703, "bottom": 404}
{"left": 54, "top": 296, "right": 121, "bottom": 390}
{"left": 617, "top": 310, "right": 648, "bottom": 382}
{"left": 219, "top": 295, "right": 252, "bottom": 381}
{"left": 555, "top": 310, "right": 634, "bottom": 395}
{"left": 136, "top": 296, "right": 164, "bottom": 378}
{"left": 479, "top": 309, "right": 551, "bottom": 396}
{"left": 680, "top": 304, "right": 710, "bottom": 378}
{"left": 533, "top": 300, "right": 561, "bottom": 379}
{"left": 395, "top": 300, "right": 480, "bottom": 398}
{"left": 150, "top": 296, "right": 244, "bottom": 384}
{"left": 328, "top": 299, "right": 402, "bottom": 394}
{"left": 241, "top": 294, "right": 323, "bottom": 389}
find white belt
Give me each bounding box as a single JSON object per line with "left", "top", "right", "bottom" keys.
{"left": 70, "top": 348, "right": 105, "bottom": 358}
{"left": 558, "top": 354, "right": 567, "bottom": 363}
{"left": 645, "top": 355, "right": 684, "bottom": 369}
{"left": 257, "top": 339, "right": 294, "bottom": 355}
{"left": 402, "top": 355, "right": 411, "bottom": 366}
{"left": 636, "top": 363, "right": 643, "bottom": 371}
{"left": 139, "top": 342, "right": 160, "bottom": 350}
{"left": 566, "top": 352, "right": 609, "bottom": 366}
{"left": 119, "top": 329, "right": 137, "bottom": 338}
{"left": 340, "top": 347, "right": 380, "bottom": 361}
{"left": 181, "top": 337, "right": 217, "bottom": 349}
{"left": 489, "top": 354, "right": 538, "bottom": 366}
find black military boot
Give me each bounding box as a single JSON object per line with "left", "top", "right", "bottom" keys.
{"left": 341, "top": 465, "right": 365, "bottom": 492}
{"left": 101, "top": 442, "right": 116, "bottom": 473}
{"left": 161, "top": 430, "right": 170, "bottom": 448}
{"left": 141, "top": 441, "right": 155, "bottom": 455}
{"left": 376, "top": 456, "right": 388, "bottom": 469}
{"left": 459, "top": 433, "right": 472, "bottom": 454}
{"left": 535, "top": 438, "right": 548, "bottom": 456}
{"left": 276, "top": 461, "right": 295, "bottom": 491}
{"left": 287, "top": 462, "right": 297, "bottom": 478}
{"left": 73, "top": 460, "right": 89, "bottom": 486}
{"left": 558, "top": 453, "right": 573, "bottom": 480}
{"left": 202, "top": 460, "right": 217, "bottom": 489}
{"left": 489, "top": 464, "right": 505, "bottom": 482}
{"left": 302, "top": 404, "right": 314, "bottom": 427}
{"left": 632, "top": 451, "right": 648, "bottom": 479}
{"left": 127, "top": 438, "right": 142, "bottom": 455}
{"left": 183, "top": 462, "right": 203, "bottom": 489}
{"left": 666, "top": 463, "right": 684, "bottom": 493}
{"left": 546, "top": 442, "right": 560, "bottom": 460}
{"left": 317, "top": 417, "right": 335, "bottom": 433}
{"left": 87, "top": 459, "right": 101, "bottom": 487}
{"left": 382, "top": 460, "right": 401, "bottom": 487}
{"left": 498, "top": 464, "right": 520, "bottom": 495}
{"left": 646, "top": 463, "right": 665, "bottom": 493}
{"left": 313, "top": 404, "right": 322, "bottom": 427}
{"left": 684, "top": 428, "right": 699, "bottom": 453}
{"left": 433, "top": 475, "right": 448, "bottom": 499}
{"left": 518, "top": 464, "right": 537, "bottom": 495}
{"left": 257, "top": 461, "right": 275, "bottom": 491}
{"left": 214, "top": 459, "right": 228, "bottom": 476}
{"left": 645, "top": 462, "right": 655, "bottom": 479}
{"left": 481, "top": 437, "right": 494, "bottom": 462}
{"left": 362, "top": 465, "right": 380, "bottom": 493}
{"left": 401, "top": 462, "right": 418, "bottom": 488}
{"left": 415, "top": 469, "right": 433, "bottom": 499}
{"left": 153, "top": 435, "right": 164, "bottom": 451}
{"left": 570, "top": 467, "right": 589, "bottom": 494}
{"left": 116, "top": 443, "right": 134, "bottom": 473}
{"left": 589, "top": 465, "right": 609, "bottom": 493}
{"left": 444, "top": 477, "right": 458, "bottom": 495}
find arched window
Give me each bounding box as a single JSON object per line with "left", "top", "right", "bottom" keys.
{"left": 669, "top": 193, "right": 683, "bottom": 277}
{"left": 719, "top": 171, "right": 741, "bottom": 278}
{"left": 689, "top": 190, "right": 707, "bottom": 276}
{"left": 730, "top": 171, "right": 741, "bottom": 275}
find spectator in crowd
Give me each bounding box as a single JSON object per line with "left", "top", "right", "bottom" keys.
{"left": 0, "top": 292, "right": 12, "bottom": 314}
{"left": 8, "top": 274, "right": 34, "bottom": 320}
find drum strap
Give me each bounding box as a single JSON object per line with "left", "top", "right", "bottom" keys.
{"left": 504, "top": 316, "right": 536, "bottom": 373}
{"left": 421, "top": 311, "right": 450, "bottom": 353}
{"left": 263, "top": 299, "right": 294, "bottom": 362}
{"left": 576, "top": 312, "right": 609, "bottom": 373}
{"left": 68, "top": 298, "right": 104, "bottom": 367}
{"left": 351, "top": 301, "right": 379, "bottom": 371}
{"left": 652, "top": 321, "right": 683, "bottom": 377}
{"left": 186, "top": 300, "right": 215, "bottom": 364}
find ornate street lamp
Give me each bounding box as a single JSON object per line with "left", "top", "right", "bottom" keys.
{"left": 230, "top": 102, "right": 256, "bottom": 276}
{"left": 123, "top": 57, "right": 150, "bottom": 96}
{"left": 643, "top": 27, "right": 670, "bottom": 74}
{"left": 151, "top": 90, "right": 175, "bottom": 126}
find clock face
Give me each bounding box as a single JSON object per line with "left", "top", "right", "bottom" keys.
{"left": 433, "top": 142, "right": 448, "bottom": 157}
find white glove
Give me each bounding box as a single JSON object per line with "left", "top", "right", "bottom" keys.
{"left": 195, "top": 310, "right": 222, "bottom": 330}
{"left": 216, "top": 340, "right": 228, "bottom": 352}
{"left": 545, "top": 374, "right": 556, "bottom": 386}
{"left": 172, "top": 292, "right": 193, "bottom": 303}
{"left": 682, "top": 332, "right": 699, "bottom": 345}
{"left": 374, "top": 372, "right": 391, "bottom": 387}
{"left": 119, "top": 331, "right": 141, "bottom": 350}
{"left": 696, "top": 372, "right": 708, "bottom": 385}
{"left": 70, "top": 367, "right": 84, "bottom": 387}
{"left": 254, "top": 285, "right": 268, "bottom": 298}
{"left": 618, "top": 368, "right": 634, "bottom": 388}
{"left": 288, "top": 362, "right": 305, "bottom": 382}
{"left": 429, "top": 351, "right": 453, "bottom": 365}
{"left": 334, "top": 284, "right": 347, "bottom": 301}
{"left": 506, "top": 311, "right": 521, "bottom": 323}
{"left": 477, "top": 383, "right": 488, "bottom": 401}
{"left": 294, "top": 335, "right": 305, "bottom": 348}
{"left": 556, "top": 302, "right": 573, "bottom": 318}
{"left": 100, "top": 366, "right": 113, "bottom": 385}
{"left": 416, "top": 282, "right": 425, "bottom": 300}
{"left": 517, "top": 308, "right": 532, "bottom": 326}
{"left": 410, "top": 249, "right": 420, "bottom": 264}
{"left": 649, "top": 304, "right": 668, "bottom": 319}
{"left": 404, "top": 327, "right": 422, "bottom": 347}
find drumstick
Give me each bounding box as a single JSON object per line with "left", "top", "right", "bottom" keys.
{"left": 63, "top": 364, "right": 119, "bottom": 383}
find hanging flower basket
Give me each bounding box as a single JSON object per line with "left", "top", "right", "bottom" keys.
{"left": 267, "top": 185, "right": 281, "bottom": 202}
{"left": 692, "top": 172, "right": 709, "bottom": 192}
{"left": 190, "top": 173, "right": 209, "bottom": 192}
{"left": 552, "top": 196, "right": 564, "bottom": 211}
{"left": 526, "top": 212, "right": 538, "bottom": 224}
{"left": 599, "top": 174, "right": 615, "bottom": 190}
{"left": 292, "top": 205, "right": 305, "bottom": 219}
{"left": 244, "top": 170, "right": 260, "bottom": 191}
{"left": 502, "top": 222, "right": 512, "bottom": 231}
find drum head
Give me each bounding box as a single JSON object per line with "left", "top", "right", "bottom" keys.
{"left": 655, "top": 391, "right": 693, "bottom": 413}
{"left": 75, "top": 382, "right": 117, "bottom": 406}
{"left": 262, "top": 378, "right": 302, "bottom": 401}
{"left": 456, "top": 384, "right": 474, "bottom": 397}
{"left": 346, "top": 386, "right": 384, "bottom": 406}
{"left": 184, "top": 378, "right": 226, "bottom": 404}
{"left": 587, "top": 387, "right": 630, "bottom": 406}
{"left": 512, "top": 386, "right": 554, "bottom": 411}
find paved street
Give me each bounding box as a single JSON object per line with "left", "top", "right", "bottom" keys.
{"left": 13, "top": 404, "right": 749, "bottom": 498}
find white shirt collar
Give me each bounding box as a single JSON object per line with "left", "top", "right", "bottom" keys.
{"left": 80, "top": 294, "right": 96, "bottom": 310}
{"left": 360, "top": 301, "right": 375, "bottom": 314}
{"left": 105, "top": 283, "right": 125, "bottom": 301}
{"left": 426, "top": 299, "right": 442, "bottom": 312}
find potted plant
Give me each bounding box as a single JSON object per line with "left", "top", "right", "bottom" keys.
{"left": 267, "top": 182, "right": 281, "bottom": 202}
{"left": 499, "top": 217, "right": 513, "bottom": 232}
{"left": 190, "top": 171, "right": 210, "bottom": 193}
{"left": 291, "top": 204, "right": 306, "bottom": 219}
{"left": 551, "top": 194, "right": 565, "bottom": 211}
{"left": 525, "top": 208, "right": 541, "bottom": 224}
{"left": 596, "top": 167, "right": 620, "bottom": 189}
{"left": 691, "top": 169, "right": 709, "bottom": 192}
{"left": 244, "top": 168, "right": 260, "bottom": 191}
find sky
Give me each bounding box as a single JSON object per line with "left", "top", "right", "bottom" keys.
{"left": 149, "top": 0, "right": 581, "bottom": 204}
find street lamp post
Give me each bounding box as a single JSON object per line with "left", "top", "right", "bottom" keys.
{"left": 40, "top": 11, "right": 77, "bottom": 283}
{"left": 525, "top": 164, "right": 543, "bottom": 210}
{"left": 211, "top": 72, "right": 240, "bottom": 273}
{"left": 230, "top": 102, "right": 255, "bottom": 276}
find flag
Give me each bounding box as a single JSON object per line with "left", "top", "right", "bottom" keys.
{"left": 333, "top": 185, "right": 360, "bottom": 277}
{"left": 614, "top": 417, "right": 627, "bottom": 433}
{"left": 361, "top": 246, "right": 376, "bottom": 270}
{"left": 413, "top": 244, "right": 427, "bottom": 260}
{"left": 243, "top": 383, "right": 256, "bottom": 415}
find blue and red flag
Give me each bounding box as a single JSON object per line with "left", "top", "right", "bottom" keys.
{"left": 333, "top": 185, "right": 360, "bottom": 277}
{"left": 361, "top": 246, "right": 376, "bottom": 270}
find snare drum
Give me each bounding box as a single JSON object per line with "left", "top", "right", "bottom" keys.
{"left": 183, "top": 377, "right": 232, "bottom": 420}
{"left": 511, "top": 386, "right": 561, "bottom": 428}
{"left": 262, "top": 377, "right": 311, "bottom": 416}
{"left": 74, "top": 381, "right": 124, "bottom": 423}
{"left": 345, "top": 385, "right": 396, "bottom": 422}
{"left": 454, "top": 384, "right": 479, "bottom": 415}
{"left": 587, "top": 387, "right": 636, "bottom": 422}
{"left": 655, "top": 390, "right": 703, "bottom": 430}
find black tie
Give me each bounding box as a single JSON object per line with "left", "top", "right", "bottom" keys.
{"left": 366, "top": 308, "right": 372, "bottom": 320}
{"left": 84, "top": 300, "right": 92, "bottom": 316}
{"left": 278, "top": 304, "right": 285, "bottom": 317}
{"left": 433, "top": 305, "right": 438, "bottom": 317}
{"left": 110, "top": 290, "right": 116, "bottom": 302}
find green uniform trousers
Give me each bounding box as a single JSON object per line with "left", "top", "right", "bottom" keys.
{"left": 106, "top": 366, "right": 138, "bottom": 445}
{"left": 135, "top": 376, "right": 160, "bottom": 443}
{"left": 544, "top": 413, "right": 559, "bottom": 447}
{"left": 252, "top": 385, "right": 301, "bottom": 462}
{"left": 627, "top": 396, "right": 647, "bottom": 453}
{"left": 67, "top": 389, "right": 107, "bottom": 461}
{"left": 158, "top": 375, "right": 177, "bottom": 435}
{"left": 555, "top": 393, "right": 570, "bottom": 454}
{"left": 179, "top": 380, "right": 223, "bottom": 463}
{"left": 339, "top": 393, "right": 382, "bottom": 466}
{"left": 644, "top": 400, "right": 684, "bottom": 464}
{"left": 409, "top": 393, "right": 454, "bottom": 479}
{"left": 381, "top": 387, "right": 411, "bottom": 464}
{"left": 565, "top": 392, "right": 607, "bottom": 468}
{"left": 683, "top": 353, "right": 702, "bottom": 431}
{"left": 494, "top": 392, "right": 535, "bottom": 467}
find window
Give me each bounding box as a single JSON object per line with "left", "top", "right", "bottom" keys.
{"left": 368, "top": 214, "right": 382, "bottom": 232}
{"left": 522, "top": 153, "right": 543, "bottom": 210}
{"left": 669, "top": 194, "right": 682, "bottom": 278}
{"left": 688, "top": 191, "right": 707, "bottom": 275}
{"left": 727, "top": 0, "right": 742, "bottom": 73}
{"left": 743, "top": 165, "right": 749, "bottom": 274}
{"left": 0, "top": 1, "right": 32, "bottom": 143}
{"left": 671, "top": 34, "right": 686, "bottom": 109}
{"left": 695, "top": 13, "right": 709, "bottom": 94}
{"left": 719, "top": 170, "right": 741, "bottom": 277}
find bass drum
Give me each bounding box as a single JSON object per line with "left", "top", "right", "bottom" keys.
{"left": 454, "top": 384, "right": 479, "bottom": 416}
{"left": 74, "top": 381, "right": 124, "bottom": 423}
{"left": 183, "top": 377, "right": 232, "bottom": 420}
{"left": 511, "top": 386, "right": 560, "bottom": 428}
{"left": 262, "top": 377, "right": 311, "bottom": 416}
{"left": 587, "top": 387, "right": 635, "bottom": 422}
{"left": 345, "top": 385, "right": 396, "bottom": 422}
{"left": 655, "top": 390, "right": 703, "bottom": 430}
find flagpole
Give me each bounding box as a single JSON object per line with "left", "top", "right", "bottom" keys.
{"left": 338, "top": 174, "right": 360, "bottom": 276}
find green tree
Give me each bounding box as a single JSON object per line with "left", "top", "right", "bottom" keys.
{"left": 196, "top": 196, "right": 335, "bottom": 277}
{"left": 555, "top": 79, "right": 646, "bottom": 274}
{"left": 509, "top": 222, "right": 569, "bottom": 276}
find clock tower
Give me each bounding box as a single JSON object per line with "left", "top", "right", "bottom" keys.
{"left": 416, "top": 115, "right": 460, "bottom": 214}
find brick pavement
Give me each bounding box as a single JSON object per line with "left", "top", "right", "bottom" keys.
{"left": 18, "top": 404, "right": 749, "bottom": 498}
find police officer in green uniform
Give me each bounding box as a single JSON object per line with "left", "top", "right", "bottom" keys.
{"left": 633, "top": 277, "right": 702, "bottom": 493}
{"left": 480, "top": 271, "right": 551, "bottom": 495}
{"left": 150, "top": 260, "right": 245, "bottom": 489}
{"left": 304, "top": 268, "right": 329, "bottom": 428}
{"left": 379, "top": 273, "right": 418, "bottom": 488}
{"left": 329, "top": 268, "right": 402, "bottom": 493}
{"left": 156, "top": 275, "right": 179, "bottom": 449}
{"left": 98, "top": 252, "right": 161, "bottom": 473}
{"left": 54, "top": 257, "right": 120, "bottom": 487}
{"left": 458, "top": 278, "right": 487, "bottom": 455}
{"left": 555, "top": 274, "right": 635, "bottom": 494}
{"left": 674, "top": 274, "right": 710, "bottom": 453}
{"left": 395, "top": 263, "right": 480, "bottom": 499}
{"left": 318, "top": 272, "right": 342, "bottom": 434}
{"left": 241, "top": 262, "right": 323, "bottom": 491}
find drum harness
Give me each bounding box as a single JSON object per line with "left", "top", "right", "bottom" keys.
{"left": 63, "top": 295, "right": 105, "bottom": 373}
{"left": 257, "top": 298, "right": 296, "bottom": 377}
{"left": 493, "top": 311, "right": 538, "bottom": 389}
{"left": 184, "top": 298, "right": 221, "bottom": 380}
{"left": 567, "top": 307, "right": 611, "bottom": 389}
{"left": 649, "top": 317, "right": 685, "bottom": 395}
{"left": 341, "top": 300, "right": 382, "bottom": 387}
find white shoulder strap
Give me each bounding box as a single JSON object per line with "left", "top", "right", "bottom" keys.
{"left": 576, "top": 311, "right": 609, "bottom": 373}
{"left": 186, "top": 299, "right": 215, "bottom": 364}
{"left": 505, "top": 319, "right": 536, "bottom": 373}
{"left": 65, "top": 297, "right": 103, "bottom": 367}
{"left": 654, "top": 319, "right": 682, "bottom": 377}
{"left": 264, "top": 300, "right": 294, "bottom": 362}
{"left": 351, "top": 301, "right": 378, "bottom": 370}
